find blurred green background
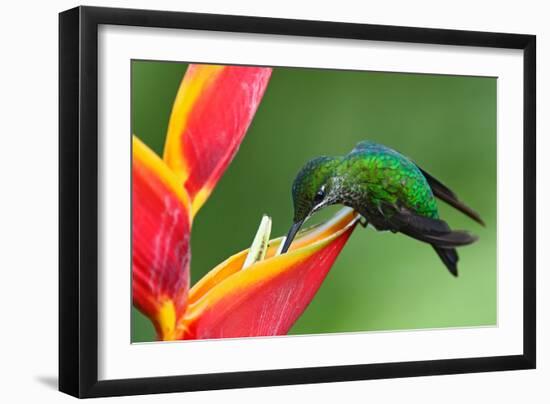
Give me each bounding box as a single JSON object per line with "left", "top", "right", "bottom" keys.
{"left": 131, "top": 60, "right": 497, "bottom": 342}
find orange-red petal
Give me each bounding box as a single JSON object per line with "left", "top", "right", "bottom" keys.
{"left": 132, "top": 136, "right": 192, "bottom": 340}
{"left": 182, "top": 210, "right": 358, "bottom": 339}
{"left": 163, "top": 64, "right": 272, "bottom": 216}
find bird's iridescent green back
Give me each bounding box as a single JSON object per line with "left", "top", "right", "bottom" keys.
{"left": 335, "top": 141, "right": 439, "bottom": 218}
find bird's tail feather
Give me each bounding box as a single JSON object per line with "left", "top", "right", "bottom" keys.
{"left": 433, "top": 245, "right": 459, "bottom": 277}
{"left": 381, "top": 204, "right": 478, "bottom": 276}
{"left": 397, "top": 214, "right": 475, "bottom": 277}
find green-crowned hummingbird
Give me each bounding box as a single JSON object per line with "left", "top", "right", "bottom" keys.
{"left": 280, "top": 141, "right": 484, "bottom": 276}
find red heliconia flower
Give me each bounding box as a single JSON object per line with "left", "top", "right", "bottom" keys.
{"left": 132, "top": 64, "right": 358, "bottom": 341}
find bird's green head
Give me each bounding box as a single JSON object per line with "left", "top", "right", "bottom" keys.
{"left": 280, "top": 156, "right": 341, "bottom": 253}
{"left": 291, "top": 156, "right": 341, "bottom": 222}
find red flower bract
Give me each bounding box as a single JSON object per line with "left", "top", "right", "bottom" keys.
{"left": 132, "top": 137, "right": 192, "bottom": 340}
{"left": 132, "top": 64, "right": 358, "bottom": 341}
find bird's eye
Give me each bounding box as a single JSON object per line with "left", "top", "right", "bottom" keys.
{"left": 314, "top": 185, "right": 326, "bottom": 202}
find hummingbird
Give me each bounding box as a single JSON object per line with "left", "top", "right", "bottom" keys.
{"left": 280, "top": 140, "right": 484, "bottom": 276}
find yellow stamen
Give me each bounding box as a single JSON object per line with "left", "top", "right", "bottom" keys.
{"left": 242, "top": 215, "right": 272, "bottom": 269}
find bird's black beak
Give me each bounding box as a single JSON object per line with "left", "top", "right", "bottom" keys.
{"left": 280, "top": 219, "right": 305, "bottom": 254}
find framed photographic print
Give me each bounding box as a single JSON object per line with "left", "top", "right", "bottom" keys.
{"left": 59, "top": 6, "right": 536, "bottom": 398}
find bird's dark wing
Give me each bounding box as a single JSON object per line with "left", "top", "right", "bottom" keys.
{"left": 383, "top": 204, "right": 478, "bottom": 248}
{"left": 418, "top": 167, "right": 485, "bottom": 226}
{"left": 374, "top": 203, "right": 469, "bottom": 276}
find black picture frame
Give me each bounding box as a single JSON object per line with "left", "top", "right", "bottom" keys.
{"left": 59, "top": 5, "right": 536, "bottom": 398}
